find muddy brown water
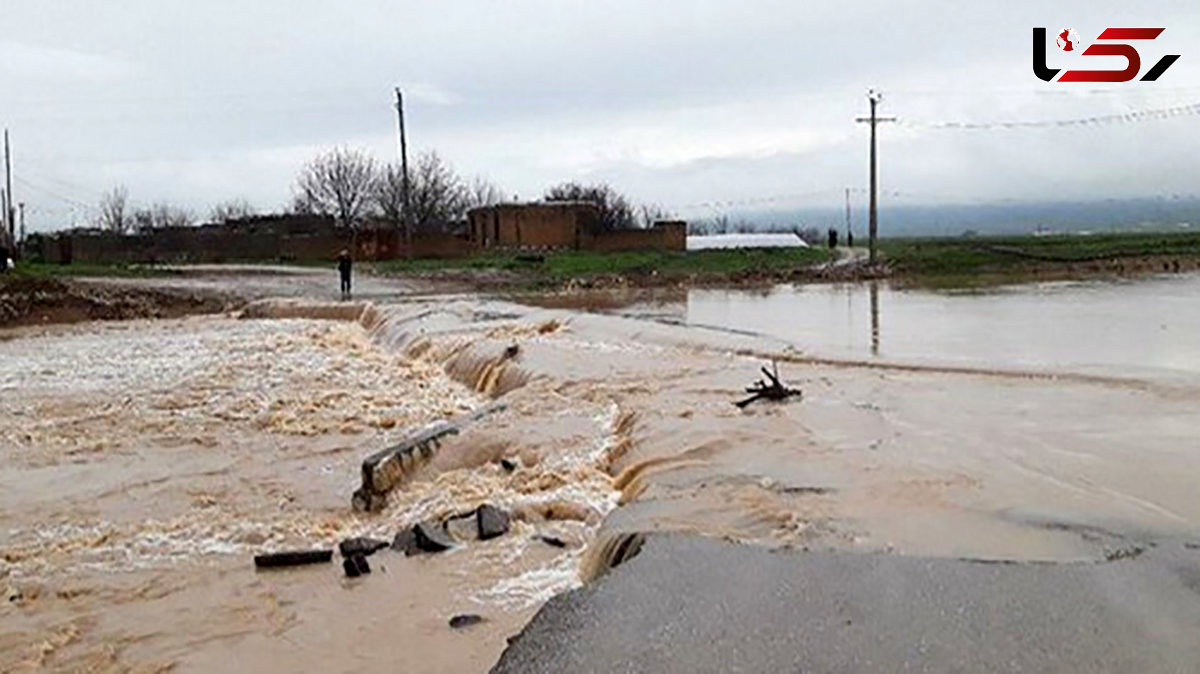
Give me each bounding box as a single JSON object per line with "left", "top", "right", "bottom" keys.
{"left": 543, "top": 274, "right": 1200, "bottom": 378}
{"left": 2, "top": 272, "right": 1199, "bottom": 671}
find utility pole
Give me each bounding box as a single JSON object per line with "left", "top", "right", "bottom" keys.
{"left": 18, "top": 202, "right": 25, "bottom": 246}
{"left": 394, "top": 87, "right": 412, "bottom": 259}
{"left": 854, "top": 90, "right": 896, "bottom": 264}
{"left": 4, "top": 129, "right": 12, "bottom": 243}
{"left": 844, "top": 187, "right": 852, "bottom": 248}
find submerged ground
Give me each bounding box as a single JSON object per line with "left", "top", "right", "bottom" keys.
{"left": 2, "top": 265, "right": 1199, "bottom": 671}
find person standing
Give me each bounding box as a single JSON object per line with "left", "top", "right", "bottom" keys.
{"left": 337, "top": 249, "right": 352, "bottom": 300}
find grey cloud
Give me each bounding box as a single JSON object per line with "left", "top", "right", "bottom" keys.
{"left": 2, "top": 0, "right": 1198, "bottom": 232}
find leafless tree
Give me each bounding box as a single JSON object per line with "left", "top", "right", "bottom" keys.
{"left": 294, "top": 147, "right": 378, "bottom": 228}
{"left": 209, "top": 198, "right": 257, "bottom": 224}
{"left": 372, "top": 164, "right": 407, "bottom": 227}
{"left": 408, "top": 151, "right": 467, "bottom": 233}
{"left": 372, "top": 154, "right": 506, "bottom": 233}
{"left": 463, "top": 176, "right": 504, "bottom": 212}
{"left": 98, "top": 185, "right": 130, "bottom": 233}
{"left": 543, "top": 182, "right": 637, "bottom": 231}
{"left": 131, "top": 203, "right": 195, "bottom": 232}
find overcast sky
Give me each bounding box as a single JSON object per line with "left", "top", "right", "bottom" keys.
{"left": 3, "top": 0, "right": 1199, "bottom": 232}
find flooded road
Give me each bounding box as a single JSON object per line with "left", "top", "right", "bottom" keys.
{"left": 2, "top": 269, "right": 1199, "bottom": 672}
{"left": 609, "top": 274, "right": 1200, "bottom": 378}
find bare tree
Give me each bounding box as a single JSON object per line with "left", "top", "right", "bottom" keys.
{"left": 463, "top": 176, "right": 504, "bottom": 212}
{"left": 543, "top": 182, "right": 636, "bottom": 231}
{"left": 294, "top": 147, "right": 378, "bottom": 228}
{"left": 98, "top": 185, "right": 130, "bottom": 233}
{"left": 372, "top": 155, "right": 506, "bottom": 233}
{"left": 408, "top": 151, "right": 466, "bottom": 233}
{"left": 371, "top": 164, "right": 407, "bottom": 227}
{"left": 131, "top": 203, "right": 195, "bottom": 232}
{"left": 209, "top": 198, "right": 257, "bottom": 224}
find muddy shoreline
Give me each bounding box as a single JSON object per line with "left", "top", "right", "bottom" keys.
{"left": 0, "top": 276, "right": 238, "bottom": 329}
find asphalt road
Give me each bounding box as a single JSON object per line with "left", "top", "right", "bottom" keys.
{"left": 492, "top": 535, "right": 1200, "bottom": 673}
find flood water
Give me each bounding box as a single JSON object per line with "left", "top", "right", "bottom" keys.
{"left": 615, "top": 274, "right": 1200, "bottom": 378}
{"left": 4, "top": 273, "right": 1200, "bottom": 672}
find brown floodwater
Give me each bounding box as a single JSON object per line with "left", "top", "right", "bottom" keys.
{"left": 3, "top": 273, "right": 1199, "bottom": 672}
{"left": 598, "top": 274, "right": 1200, "bottom": 379}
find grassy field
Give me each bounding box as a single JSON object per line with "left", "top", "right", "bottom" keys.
{"left": 370, "top": 247, "right": 833, "bottom": 283}
{"left": 4, "top": 261, "right": 169, "bottom": 280}
{"left": 880, "top": 231, "right": 1200, "bottom": 285}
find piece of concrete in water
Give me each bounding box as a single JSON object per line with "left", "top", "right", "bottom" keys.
{"left": 254, "top": 549, "right": 334, "bottom": 569}
{"left": 352, "top": 404, "right": 507, "bottom": 512}
{"left": 477, "top": 504, "right": 511, "bottom": 541}
{"left": 352, "top": 421, "right": 455, "bottom": 512}
{"left": 338, "top": 537, "right": 390, "bottom": 558}
{"left": 392, "top": 529, "right": 420, "bottom": 556}
{"left": 343, "top": 555, "right": 371, "bottom": 578}
{"left": 449, "top": 614, "right": 487, "bottom": 629}
{"left": 413, "top": 521, "right": 456, "bottom": 553}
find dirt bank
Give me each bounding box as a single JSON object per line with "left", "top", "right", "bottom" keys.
{"left": 0, "top": 276, "right": 236, "bottom": 328}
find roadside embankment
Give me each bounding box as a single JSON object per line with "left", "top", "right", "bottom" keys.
{"left": 0, "top": 275, "right": 236, "bottom": 328}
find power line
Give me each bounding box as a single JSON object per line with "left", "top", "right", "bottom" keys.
{"left": 902, "top": 101, "right": 1200, "bottom": 131}
{"left": 13, "top": 176, "right": 99, "bottom": 212}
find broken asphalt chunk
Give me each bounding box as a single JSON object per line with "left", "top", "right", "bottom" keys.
{"left": 413, "top": 521, "right": 456, "bottom": 553}
{"left": 254, "top": 549, "right": 334, "bottom": 569}
{"left": 392, "top": 529, "right": 419, "bottom": 556}
{"left": 343, "top": 554, "right": 371, "bottom": 577}
{"left": 477, "top": 504, "right": 511, "bottom": 541}
{"left": 449, "top": 614, "right": 486, "bottom": 629}
{"left": 338, "top": 537, "right": 390, "bottom": 558}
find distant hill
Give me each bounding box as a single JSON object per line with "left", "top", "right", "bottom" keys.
{"left": 712, "top": 198, "right": 1200, "bottom": 238}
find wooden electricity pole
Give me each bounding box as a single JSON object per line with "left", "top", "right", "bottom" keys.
{"left": 854, "top": 90, "right": 896, "bottom": 264}
{"left": 394, "top": 88, "right": 412, "bottom": 259}
{"left": 844, "top": 187, "right": 852, "bottom": 247}
{"left": 4, "top": 129, "right": 12, "bottom": 243}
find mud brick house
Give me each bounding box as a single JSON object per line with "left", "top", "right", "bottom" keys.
{"left": 468, "top": 202, "right": 685, "bottom": 252}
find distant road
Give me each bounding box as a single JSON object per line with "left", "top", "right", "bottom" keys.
{"left": 80, "top": 264, "right": 445, "bottom": 302}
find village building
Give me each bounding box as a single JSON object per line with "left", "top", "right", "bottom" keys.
{"left": 468, "top": 202, "right": 686, "bottom": 252}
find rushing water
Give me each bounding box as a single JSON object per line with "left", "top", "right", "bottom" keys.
{"left": 615, "top": 275, "right": 1200, "bottom": 378}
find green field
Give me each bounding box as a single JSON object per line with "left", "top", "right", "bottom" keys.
{"left": 880, "top": 231, "right": 1200, "bottom": 285}
{"left": 4, "top": 261, "right": 169, "bottom": 280}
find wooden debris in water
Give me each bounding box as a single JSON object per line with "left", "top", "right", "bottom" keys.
{"left": 735, "top": 362, "right": 803, "bottom": 409}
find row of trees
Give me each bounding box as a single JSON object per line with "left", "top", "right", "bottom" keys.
{"left": 96, "top": 145, "right": 670, "bottom": 235}
{"left": 97, "top": 187, "right": 260, "bottom": 234}
{"left": 543, "top": 182, "right": 670, "bottom": 231}
{"left": 292, "top": 147, "right": 504, "bottom": 233}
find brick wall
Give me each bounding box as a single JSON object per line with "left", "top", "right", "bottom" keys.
{"left": 29, "top": 210, "right": 679, "bottom": 265}
{"left": 581, "top": 221, "right": 687, "bottom": 252}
